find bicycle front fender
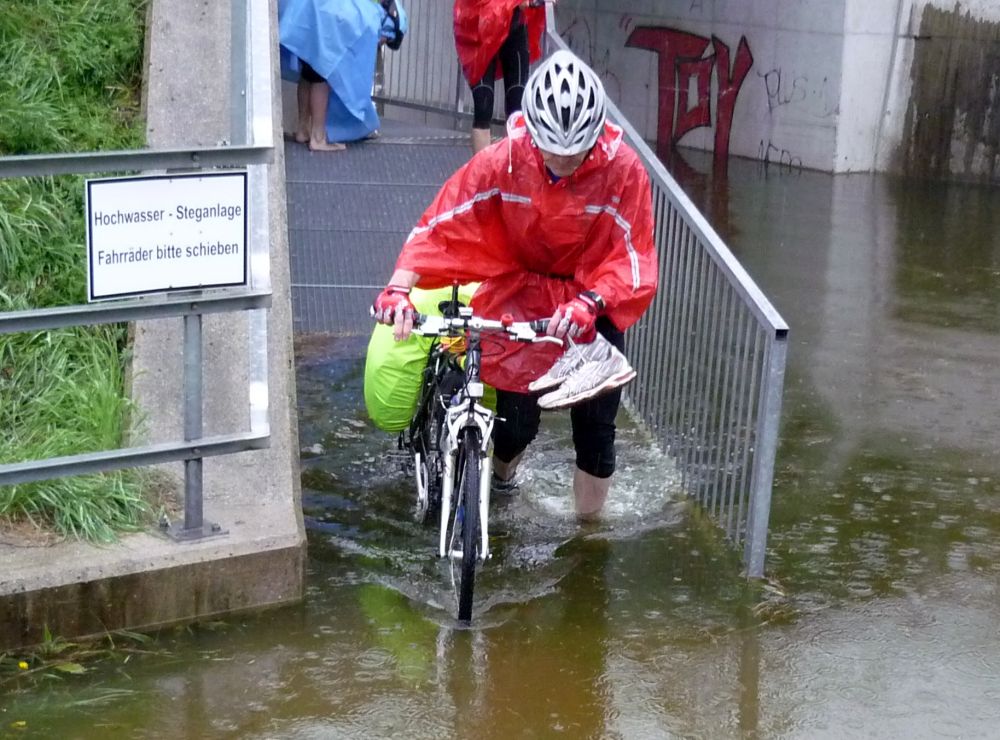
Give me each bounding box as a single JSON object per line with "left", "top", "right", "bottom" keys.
{"left": 444, "top": 402, "right": 494, "bottom": 455}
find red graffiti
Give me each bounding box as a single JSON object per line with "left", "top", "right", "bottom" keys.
{"left": 626, "top": 27, "right": 753, "bottom": 170}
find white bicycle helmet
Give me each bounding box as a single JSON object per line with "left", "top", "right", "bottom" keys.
{"left": 522, "top": 49, "right": 607, "bottom": 156}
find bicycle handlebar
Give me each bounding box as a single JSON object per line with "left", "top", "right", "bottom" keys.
{"left": 411, "top": 313, "right": 561, "bottom": 346}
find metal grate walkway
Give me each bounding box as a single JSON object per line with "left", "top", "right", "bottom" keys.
{"left": 285, "top": 118, "right": 471, "bottom": 335}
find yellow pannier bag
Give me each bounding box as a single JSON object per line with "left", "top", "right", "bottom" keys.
{"left": 363, "top": 284, "right": 495, "bottom": 432}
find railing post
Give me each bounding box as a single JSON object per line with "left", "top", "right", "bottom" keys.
{"left": 168, "top": 311, "right": 226, "bottom": 541}
{"left": 230, "top": 0, "right": 249, "bottom": 146}
{"left": 743, "top": 331, "right": 788, "bottom": 576}
{"left": 183, "top": 313, "right": 204, "bottom": 531}
{"left": 454, "top": 61, "right": 465, "bottom": 130}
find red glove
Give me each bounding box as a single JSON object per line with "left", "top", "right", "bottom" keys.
{"left": 548, "top": 293, "right": 600, "bottom": 340}
{"left": 373, "top": 285, "right": 415, "bottom": 325}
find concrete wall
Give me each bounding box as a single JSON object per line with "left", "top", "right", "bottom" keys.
{"left": 553, "top": 0, "right": 1000, "bottom": 180}
{"left": 131, "top": 0, "right": 306, "bottom": 617}
{"left": 882, "top": 2, "right": 1000, "bottom": 179}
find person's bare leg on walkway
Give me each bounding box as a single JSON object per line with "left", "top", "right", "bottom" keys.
{"left": 295, "top": 80, "right": 311, "bottom": 144}
{"left": 574, "top": 467, "right": 611, "bottom": 521}
{"left": 308, "top": 81, "right": 346, "bottom": 152}
{"left": 471, "top": 127, "right": 492, "bottom": 154}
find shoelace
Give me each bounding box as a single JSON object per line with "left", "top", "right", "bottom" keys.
{"left": 545, "top": 337, "right": 587, "bottom": 378}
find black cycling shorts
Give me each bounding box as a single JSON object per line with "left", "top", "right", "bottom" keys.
{"left": 469, "top": 9, "right": 530, "bottom": 129}
{"left": 300, "top": 60, "right": 323, "bottom": 83}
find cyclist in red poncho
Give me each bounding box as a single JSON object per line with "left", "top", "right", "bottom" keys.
{"left": 453, "top": 0, "right": 548, "bottom": 153}
{"left": 374, "top": 50, "right": 658, "bottom": 518}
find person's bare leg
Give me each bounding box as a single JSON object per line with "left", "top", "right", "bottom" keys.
{"left": 492, "top": 452, "right": 523, "bottom": 482}
{"left": 308, "top": 81, "right": 346, "bottom": 152}
{"left": 295, "top": 80, "right": 311, "bottom": 143}
{"left": 574, "top": 466, "right": 612, "bottom": 521}
{"left": 471, "top": 127, "right": 492, "bottom": 154}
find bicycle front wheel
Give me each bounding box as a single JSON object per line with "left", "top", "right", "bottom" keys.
{"left": 456, "top": 427, "right": 481, "bottom": 623}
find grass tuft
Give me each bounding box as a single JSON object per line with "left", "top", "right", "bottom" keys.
{"left": 0, "top": 0, "right": 145, "bottom": 155}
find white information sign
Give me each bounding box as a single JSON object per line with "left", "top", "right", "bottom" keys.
{"left": 85, "top": 172, "right": 248, "bottom": 301}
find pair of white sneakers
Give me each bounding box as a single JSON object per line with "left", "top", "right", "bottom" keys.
{"left": 528, "top": 333, "right": 636, "bottom": 409}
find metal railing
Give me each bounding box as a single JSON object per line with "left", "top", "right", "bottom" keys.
{"left": 375, "top": 2, "right": 788, "bottom": 576}
{"left": 625, "top": 151, "right": 788, "bottom": 578}
{"left": 0, "top": 0, "right": 275, "bottom": 542}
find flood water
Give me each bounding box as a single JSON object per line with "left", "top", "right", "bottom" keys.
{"left": 4, "top": 159, "right": 1000, "bottom": 738}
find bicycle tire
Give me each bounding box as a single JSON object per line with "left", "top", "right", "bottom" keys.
{"left": 411, "top": 353, "right": 446, "bottom": 524}
{"left": 423, "top": 407, "right": 444, "bottom": 522}
{"left": 456, "top": 427, "right": 481, "bottom": 622}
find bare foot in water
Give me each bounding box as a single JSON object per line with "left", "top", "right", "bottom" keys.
{"left": 309, "top": 139, "right": 346, "bottom": 152}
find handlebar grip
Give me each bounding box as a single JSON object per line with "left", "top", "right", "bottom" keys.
{"left": 529, "top": 319, "right": 549, "bottom": 333}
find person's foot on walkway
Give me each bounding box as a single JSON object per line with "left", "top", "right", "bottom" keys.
{"left": 294, "top": 129, "right": 309, "bottom": 144}
{"left": 309, "top": 139, "right": 346, "bottom": 152}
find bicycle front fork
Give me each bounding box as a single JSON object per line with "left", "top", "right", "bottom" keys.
{"left": 439, "top": 449, "right": 492, "bottom": 562}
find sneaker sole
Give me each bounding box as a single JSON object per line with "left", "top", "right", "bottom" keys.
{"left": 528, "top": 358, "right": 588, "bottom": 392}
{"left": 527, "top": 375, "right": 568, "bottom": 393}
{"left": 528, "top": 339, "right": 609, "bottom": 392}
{"left": 538, "top": 368, "right": 637, "bottom": 410}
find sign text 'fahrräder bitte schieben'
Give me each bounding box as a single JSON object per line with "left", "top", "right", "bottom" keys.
{"left": 85, "top": 172, "right": 249, "bottom": 301}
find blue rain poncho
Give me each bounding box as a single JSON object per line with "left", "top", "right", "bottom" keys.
{"left": 279, "top": 0, "right": 407, "bottom": 142}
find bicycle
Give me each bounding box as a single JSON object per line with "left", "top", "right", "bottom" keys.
{"left": 395, "top": 287, "right": 560, "bottom": 622}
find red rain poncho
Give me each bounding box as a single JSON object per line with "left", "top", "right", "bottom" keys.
{"left": 396, "top": 114, "right": 659, "bottom": 392}
{"left": 453, "top": 0, "right": 545, "bottom": 85}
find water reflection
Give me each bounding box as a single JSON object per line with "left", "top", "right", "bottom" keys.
{"left": 671, "top": 152, "right": 1000, "bottom": 604}
{"left": 6, "top": 155, "right": 1000, "bottom": 737}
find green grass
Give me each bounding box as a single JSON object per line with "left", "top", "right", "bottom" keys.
{"left": 0, "top": 0, "right": 150, "bottom": 541}
{"left": 0, "top": 1, "right": 144, "bottom": 155}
